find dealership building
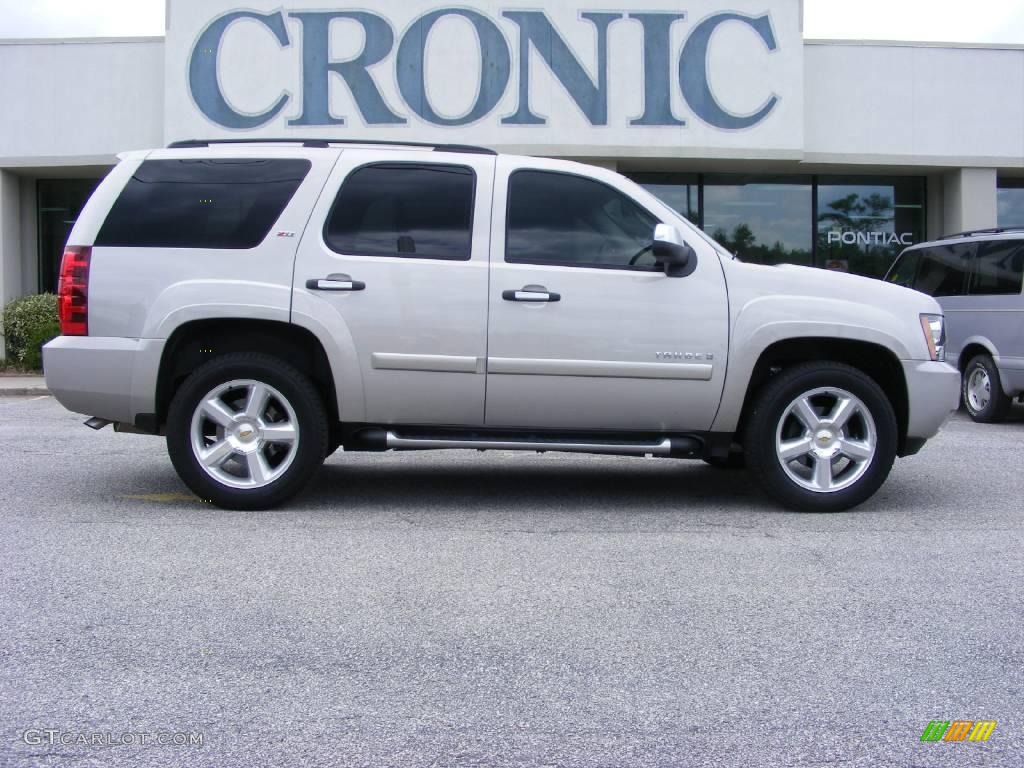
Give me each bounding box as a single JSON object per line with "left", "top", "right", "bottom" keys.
{"left": 2, "top": 0, "right": 1024, "bottom": 344}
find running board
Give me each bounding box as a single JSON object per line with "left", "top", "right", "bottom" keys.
{"left": 350, "top": 429, "right": 702, "bottom": 458}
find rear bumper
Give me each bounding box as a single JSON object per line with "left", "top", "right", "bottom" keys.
{"left": 902, "top": 360, "right": 960, "bottom": 446}
{"left": 43, "top": 336, "right": 164, "bottom": 425}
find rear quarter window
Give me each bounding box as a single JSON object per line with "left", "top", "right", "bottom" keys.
{"left": 95, "top": 159, "right": 311, "bottom": 249}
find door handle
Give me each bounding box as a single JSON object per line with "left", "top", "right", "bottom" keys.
{"left": 307, "top": 274, "right": 366, "bottom": 292}
{"left": 502, "top": 285, "right": 561, "bottom": 303}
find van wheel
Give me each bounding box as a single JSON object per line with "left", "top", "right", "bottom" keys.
{"left": 962, "top": 354, "right": 1010, "bottom": 423}
{"left": 744, "top": 362, "right": 897, "bottom": 512}
{"left": 166, "top": 353, "right": 328, "bottom": 510}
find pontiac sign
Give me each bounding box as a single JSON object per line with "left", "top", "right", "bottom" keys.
{"left": 165, "top": 0, "right": 803, "bottom": 154}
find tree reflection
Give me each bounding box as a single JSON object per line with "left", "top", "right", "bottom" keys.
{"left": 817, "top": 192, "right": 898, "bottom": 277}
{"left": 712, "top": 223, "right": 812, "bottom": 267}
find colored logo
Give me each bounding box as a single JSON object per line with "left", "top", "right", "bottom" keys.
{"left": 920, "top": 720, "right": 997, "bottom": 742}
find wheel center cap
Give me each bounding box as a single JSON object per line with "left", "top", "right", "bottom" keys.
{"left": 815, "top": 429, "right": 838, "bottom": 455}
{"left": 235, "top": 422, "right": 259, "bottom": 443}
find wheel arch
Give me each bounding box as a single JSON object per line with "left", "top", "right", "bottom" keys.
{"left": 155, "top": 319, "right": 339, "bottom": 430}
{"left": 957, "top": 339, "right": 998, "bottom": 374}
{"left": 728, "top": 337, "right": 911, "bottom": 456}
{"left": 957, "top": 339, "right": 1016, "bottom": 396}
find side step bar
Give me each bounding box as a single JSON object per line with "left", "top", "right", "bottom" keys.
{"left": 350, "top": 429, "right": 702, "bottom": 458}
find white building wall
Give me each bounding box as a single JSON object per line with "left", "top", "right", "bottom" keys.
{"left": 0, "top": 38, "right": 165, "bottom": 166}
{"left": 0, "top": 171, "right": 22, "bottom": 356}
{"left": 803, "top": 41, "right": 1024, "bottom": 168}
{"left": 943, "top": 168, "right": 999, "bottom": 235}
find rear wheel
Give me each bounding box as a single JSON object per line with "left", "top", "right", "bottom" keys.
{"left": 744, "top": 362, "right": 897, "bottom": 512}
{"left": 166, "top": 353, "right": 329, "bottom": 510}
{"left": 962, "top": 354, "right": 1010, "bottom": 423}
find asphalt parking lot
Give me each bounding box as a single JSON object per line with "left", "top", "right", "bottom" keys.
{"left": 0, "top": 395, "right": 1021, "bottom": 768}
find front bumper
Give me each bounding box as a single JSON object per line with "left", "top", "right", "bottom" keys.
{"left": 43, "top": 336, "right": 165, "bottom": 425}
{"left": 902, "top": 360, "right": 960, "bottom": 445}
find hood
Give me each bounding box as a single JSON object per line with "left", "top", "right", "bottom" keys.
{"left": 723, "top": 260, "right": 943, "bottom": 316}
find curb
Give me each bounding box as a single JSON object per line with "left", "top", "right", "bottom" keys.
{"left": 0, "top": 387, "right": 50, "bottom": 397}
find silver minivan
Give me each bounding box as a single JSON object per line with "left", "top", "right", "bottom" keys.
{"left": 886, "top": 229, "right": 1024, "bottom": 422}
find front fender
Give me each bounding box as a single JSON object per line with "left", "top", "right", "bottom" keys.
{"left": 711, "top": 295, "right": 918, "bottom": 434}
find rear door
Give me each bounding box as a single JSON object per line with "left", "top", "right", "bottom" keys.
{"left": 292, "top": 150, "right": 495, "bottom": 426}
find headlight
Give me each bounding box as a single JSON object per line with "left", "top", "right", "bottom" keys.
{"left": 920, "top": 314, "right": 945, "bottom": 362}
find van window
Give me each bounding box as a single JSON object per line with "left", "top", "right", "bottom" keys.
{"left": 968, "top": 240, "right": 1024, "bottom": 296}
{"left": 324, "top": 163, "right": 475, "bottom": 260}
{"left": 885, "top": 250, "right": 920, "bottom": 289}
{"left": 912, "top": 244, "right": 972, "bottom": 297}
{"left": 506, "top": 170, "right": 659, "bottom": 270}
{"left": 96, "top": 159, "right": 311, "bottom": 249}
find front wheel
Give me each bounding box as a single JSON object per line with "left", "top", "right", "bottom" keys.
{"left": 166, "top": 353, "right": 329, "bottom": 510}
{"left": 962, "top": 354, "right": 1011, "bottom": 423}
{"left": 743, "top": 363, "right": 898, "bottom": 512}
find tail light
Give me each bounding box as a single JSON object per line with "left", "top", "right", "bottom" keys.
{"left": 58, "top": 246, "right": 91, "bottom": 336}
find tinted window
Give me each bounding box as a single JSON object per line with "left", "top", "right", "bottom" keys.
{"left": 913, "top": 244, "right": 972, "bottom": 297}
{"left": 631, "top": 173, "right": 700, "bottom": 225}
{"left": 704, "top": 176, "right": 812, "bottom": 267}
{"left": 325, "top": 164, "right": 475, "bottom": 260}
{"left": 997, "top": 180, "right": 1024, "bottom": 227}
{"left": 885, "top": 250, "right": 920, "bottom": 289}
{"left": 96, "top": 159, "right": 310, "bottom": 249}
{"left": 816, "top": 177, "right": 925, "bottom": 278}
{"left": 968, "top": 240, "right": 1024, "bottom": 296}
{"left": 506, "top": 171, "right": 659, "bottom": 270}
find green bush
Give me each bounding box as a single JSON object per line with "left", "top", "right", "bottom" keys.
{"left": 2, "top": 293, "right": 60, "bottom": 371}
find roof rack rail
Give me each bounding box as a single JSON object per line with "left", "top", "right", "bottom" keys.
{"left": 166, "top": 138, "right": 497, "bottom": 155}
{"left": 940, "top": 226, "right": 1024, "bottom": 240}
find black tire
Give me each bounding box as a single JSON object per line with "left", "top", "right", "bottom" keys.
{"left": 743, "top": 362, "right": 898, "bottom": 513}
{"left": 962, "top": 354, "right": 1011, "bottom": 424}
{"left": 166, "top": 353, "right": 329, "bottom": 510}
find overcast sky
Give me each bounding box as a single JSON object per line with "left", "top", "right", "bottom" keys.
{"left": 0, "top": 0, "right": 1023, "bottom": 44}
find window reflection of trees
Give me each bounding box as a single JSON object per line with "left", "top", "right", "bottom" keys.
{"left": 712, "top": 223, "right": 812, "bottom": 267}
{"left": 817, "top": 191, "right": 901, "bottom": 277}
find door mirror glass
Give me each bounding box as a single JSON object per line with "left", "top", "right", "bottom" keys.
{"left": 652, "top": 224, "right": 696, "bottom": 277}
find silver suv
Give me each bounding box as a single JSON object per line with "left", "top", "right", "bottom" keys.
{"left": 885, "top": 229, "right": 1024, "bottom": 423}
{"left": 44, "top": 139, "right": 959, "bottom": 512}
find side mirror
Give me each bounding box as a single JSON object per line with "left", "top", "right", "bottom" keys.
{"left": 652, "top": 224, "right": 696, "bottom": 278}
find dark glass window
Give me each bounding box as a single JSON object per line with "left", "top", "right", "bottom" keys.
{"left": 325, "top": 163, "right": 475, "bottom": 260}
{"left": 998, "top": 179, "right": 1024, "bottom": 227}
{"left": 885, "top": 250, "right": 921, "bottom": 289}
{"left": 703, "top": 176, "right": 813, "bottom": 267}
{"left": 817, "top": 177, "right": 926, "bottom": 279}
{"left": 913, "top": 244, "right": 972, "bottom": 297}
{"left": 96, "top": 159, "right": 310, "bottom": 249}
{"left": 631, "top": 173, "right": 700, "bottom": 225}
{"left": 506, "top": 171, "right": 659, "bottom": 270}
{"left": 38, "top": 178, "right": 103, "bottom": 293}
{"left": 968, "top": 240, "right": 1024, "bottom": 296}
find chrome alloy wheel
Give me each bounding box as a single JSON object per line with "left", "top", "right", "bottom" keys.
{"left": 966, "top": 367, "right": 992, "bottom": 413}
{"left": 774, "top": 387, "right": 877, "bottom": 494}
{"left": 189, "top": 380, "right": 300, "bottom": 490}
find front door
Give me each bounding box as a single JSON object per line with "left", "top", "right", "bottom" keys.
{"left": 293, "top": 150, "right": 495, "bottom": 426}
{"left": 485, "top": 158, "right": 729, "bottom": 432}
